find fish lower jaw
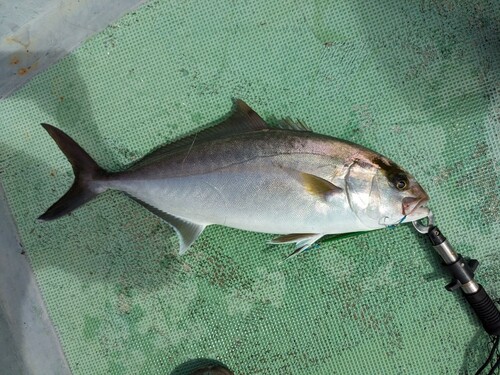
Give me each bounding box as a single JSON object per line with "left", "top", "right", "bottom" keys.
{"left": 402, "top": 194, "right": 430, "bottom": 216}
{"left": 405, "top": 205, "right": 430, "bottom": 222}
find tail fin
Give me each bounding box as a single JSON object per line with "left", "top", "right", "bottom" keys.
{"left": 38, "top": 124, "right": 108, "bottom": 221}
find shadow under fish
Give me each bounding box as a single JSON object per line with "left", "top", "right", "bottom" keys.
{"left": 38, "top": 99, "right": 429, "bottom": 258}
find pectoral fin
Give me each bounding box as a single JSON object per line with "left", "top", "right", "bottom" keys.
{"left": 300, "top": 172, "right": 342, "bottom": 198}
{"left": 129, "top": 197, "right": 205, "bottom": 254}
{"left": 284, "top": 169, "right": 342, "bottom": 201}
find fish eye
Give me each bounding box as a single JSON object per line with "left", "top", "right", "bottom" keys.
{"left": 396, "top": 180, "right": 407, "bottom": 190}
{"left": 393, "top": 174, "right": 409, "bottom": 190}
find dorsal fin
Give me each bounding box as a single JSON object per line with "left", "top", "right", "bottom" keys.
{"left": 226, "top": 99, "right": 269, "bottom": 133}
{"left": 276, "top": 117, "right": 312, "bottom": 132}
{"left": 129, "top": 99, "right": 268, "bottom": 170}
{"left": 170, "top": 99, "right": 269, "bottom": 143}
{"left": 190, "top": 99, "right": 269, "bottom": 139}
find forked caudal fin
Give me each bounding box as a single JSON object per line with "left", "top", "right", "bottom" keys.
{"left": 38, "top": 124, "right": 109, "bottom": 221}
{"left": 38, "top": 124, "right": 205, "bottom": 255}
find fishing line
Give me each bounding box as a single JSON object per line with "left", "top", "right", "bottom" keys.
{"left": 475, "top": 333, "right": 499, "bottom": 375}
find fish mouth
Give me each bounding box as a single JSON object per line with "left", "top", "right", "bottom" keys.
{"left": 402, "top": 196, "right": 429, "bottom": 217}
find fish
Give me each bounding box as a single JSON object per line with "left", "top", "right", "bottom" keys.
{"left": 38, "top": 99, "right": 429, "bottom": 256}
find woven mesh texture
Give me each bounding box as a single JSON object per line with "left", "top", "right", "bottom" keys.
{"left": 1, "top": 0, "right": 500, "bottom": 374}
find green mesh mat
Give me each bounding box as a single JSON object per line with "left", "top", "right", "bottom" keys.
{"left": 1, "top": 1, "right": 500, "bottom": 374}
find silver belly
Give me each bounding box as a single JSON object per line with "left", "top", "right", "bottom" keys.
{"left": 110, "top": 163, "right": 370, "bottom": 235}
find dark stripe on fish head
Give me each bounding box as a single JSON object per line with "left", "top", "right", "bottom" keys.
{"left": 371, "top": 156, "right": 429, "bottom": 218}
{"left": 371, "top": 156, "right": 410, "bottom": 191}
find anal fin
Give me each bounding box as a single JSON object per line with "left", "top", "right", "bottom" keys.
{"left": 129, "top": 196, "right": 205, "bottom": 255}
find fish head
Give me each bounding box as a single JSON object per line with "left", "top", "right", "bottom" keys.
{"left": 345, "top": 156, "right": 429, "bottom": 228}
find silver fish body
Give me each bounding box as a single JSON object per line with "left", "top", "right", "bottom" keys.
{"left": 39, "top": 100, "right": 429, "bottom": 255}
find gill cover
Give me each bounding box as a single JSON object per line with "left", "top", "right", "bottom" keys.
{"left": 345, "top": 162, "right": 383, "bottom": 229}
